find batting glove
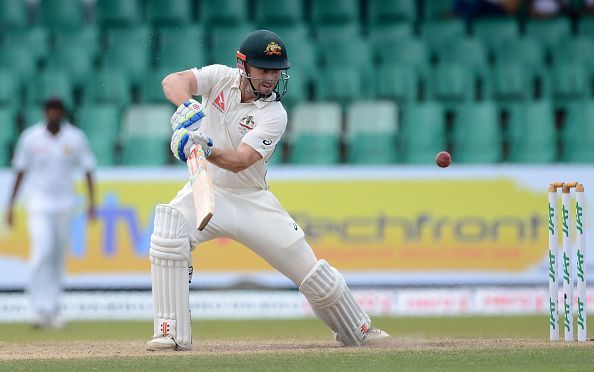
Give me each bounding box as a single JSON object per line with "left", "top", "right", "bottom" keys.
{"left": 170, "top": 128, "right": 213, "bottom": 163}
{"left": 170, "top": 99, "right": 205, "bottom": 132}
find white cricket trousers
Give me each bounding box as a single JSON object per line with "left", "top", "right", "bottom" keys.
{"left": 27, "top": 209, "right": 71, "bottom": 317}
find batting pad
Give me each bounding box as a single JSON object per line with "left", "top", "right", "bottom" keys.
{"left": 149, "top": 204, "right": 192, "bottom": 349}
{"left": 299, "top": 260, "right": 371, "bottom": 346}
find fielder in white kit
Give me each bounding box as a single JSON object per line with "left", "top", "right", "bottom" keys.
{"left": 5, "top": 98, "right": 96, "bottom": 328}
{"left": 146, "top": 30, "right": 388, "bottom": 350}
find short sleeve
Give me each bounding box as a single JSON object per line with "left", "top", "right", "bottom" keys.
{"left": 11, "top": 130, "right": 30, "bottom": 171}
{"left": 76, "top": 131, "right": 96, "bottom": 171}
{"left": 191, "top": 64, "right": 232, "bottom": 97}
{"left": 241, "top": 108, "right": 287, "bottom": 158}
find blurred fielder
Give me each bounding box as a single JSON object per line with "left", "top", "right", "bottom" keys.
{"left": 5, "top": 98, "right": 96, "bottom": 328}
{"left": 147, "top": 30, "right": 388, "bottom": 350}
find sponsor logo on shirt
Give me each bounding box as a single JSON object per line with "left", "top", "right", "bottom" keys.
{"left": 238, "top": 115, "right": 256, "bottom": 136}
{"left": 213, "top": 91, "right": 225, "bottom": 112}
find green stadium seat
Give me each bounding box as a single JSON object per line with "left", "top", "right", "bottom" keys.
{"left": 23, "top": 107, "right": 46, "bottom": 127}
{"left": 121, "top": 104, "right": 173, "bottom": 165}
{"left": 121, "top": 138, "right": 170, "bottom": 166}
{"left": 494, "top": 36, "right": 545, "bottom": 66}
{"left": 0, "top": 68, "right": 21, "bottom": 106}
{"left": 0, "top": 108, "right": 18, "bottom": 146}
{"left": 373, "top": 63, "right": 419, "bottom": 104}
{"left": 472, "top": 18, "right": 519, "bottom": 57}
{"left": 281, "top": 67, "right": 308, "bottom": 109}
{"left": 273, "top": 24, "right": 316, "bottom": 81}
{"left": 551, "top": 37, "right": 594, "bottom": 66}
{"left": 210, "top": 24, "right": 254, "bottom": 66}
{"left": 288, "top": 103, "right": 341, "bottom": 165}
{"left": 316, "top": 23, "right": 362, "bottom": 46}
{"left": 369, "top": 23, "right": 415, "bottom": 61}
{"left": 156, "top": 25, "right": 207, "bottom": 71}
{"left": 427, "top": 64, "right": 475, "bottom": 106}
{"left": 420, "top": 20, "right": 466, "bottom": 57}
{"left": 140, "top": 69, "right": 170, "bottom": 103}
{"left": 77, "top": 104, "right": 122, "bottom": 166}
{"left": 316, "top": 66, "right": 370, "bottom": 106}
{"left": 311, "top": 0, "right": 359, "bottom": 25}
{"left": 46, "top": 44, "right": 95, "bottom": 88}
{"left": 485, "top": 62, "right": 534, "bottom": 104}
{"left": 550, "top": 62, "right": 591, "bottom": 104}
{"left": 3, "top": 28, "right": 49, "bottom": 62}
{"left": 84, "top": 69, "right": 132, "bottom": 109}
{"left": 54, "top": 26, "right": 100, "bottom": 57}
{"left": 561, "top": 100, "right": 594, "bottom": 162}
{"left": 255, "top": 0, "right": 303, "bottom": 26}
{"left": 39, "top": 0, "right": 84, "bottom": 32}
{"left": 453, "top": 102, "right": 502, "bottom": 163}
{"left": 0, "top": 46, "right": 37, "bottom": 82}
{"left": 525, "top": 18, "right": 571, "bottom": 56}
{"left": 146, "top": 0, "right": 191, "bottom": 26}
{"left": 507, "top": 101, "right": 556, "bottom": 163}
{"left": 27, "top": 69, "right": 74, "bottom": 109}
{"left": 0, "top": 0, "right": 27, "bottom": 29}
{"left": 103, "top": 26, "right": 153, "bottom": 85}
{"left": 345, "top": 101, "right": 398, "bottom": 164}
{"left": 422, "top": 0, "right": 456, "bottom": 20}
{"left": 200, "top": 0, "right": 247, "bottom": 25}
{"left": 266, "top": 145, "right": 284, "bottom": 165}
{"left": 95, "top": 0, "right": 141, "bottom": 27}
{"left": 399, "top": 102, "right": 446, "bottom": 163}
{"left": 377, "top": 38, "right": 428, "bottom": 66}
{"left": 437, "top": 36, "right": 487, "bottom": 69}
{"left": 319, "top": 37, "right": 372, "bottom": 73}
{"left": 577, "top": 17, "right": 594, "bottom": 36}
{"left": 368, "top": 0, "right": 416, "bottom": 23}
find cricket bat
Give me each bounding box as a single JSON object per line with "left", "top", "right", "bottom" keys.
{"left": 187, "top": 144, "right": 214, "bottom": 231}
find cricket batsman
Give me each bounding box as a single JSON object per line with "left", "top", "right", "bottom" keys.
{"left": 146, "top": 30, "right": 388, "bottom": 351}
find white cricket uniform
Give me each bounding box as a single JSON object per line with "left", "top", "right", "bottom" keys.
{"left": 167, "top": 64, "right": 316, "bottom": 284}
{"left": 12, "top": 122, "right": 95, "bottom": 317}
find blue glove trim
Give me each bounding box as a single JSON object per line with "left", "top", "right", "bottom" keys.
{"left": 177, "top": 132, "right": 190, "bottom": 163}
{"left": 174, "top": 111, "right": 205, "bottom": 131}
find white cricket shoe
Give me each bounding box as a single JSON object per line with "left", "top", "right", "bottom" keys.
{"left": 146, "top": 335, "right": 192, "bottom": 351}
{"left": 48, "top": 315, "right": 65, "bottom": 330}
{"left": 362, "top": 327, "right": 390, "bottom": 345}
{"left": 334, "top": 327, "right": 390, "bottom": 346}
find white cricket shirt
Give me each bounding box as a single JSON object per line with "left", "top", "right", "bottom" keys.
{"left": 12, "top": 123, "right": 95, "bottom": 212}
{"left": 191, "top": 64, "right": 287, "bottom": 190}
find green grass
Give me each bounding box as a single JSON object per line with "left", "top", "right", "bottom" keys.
{"left": 2, "top": 316, "right": 593, "bottom": 371}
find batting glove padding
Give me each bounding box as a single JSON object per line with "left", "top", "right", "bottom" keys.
{"left": 171, "top": 128, "right": 213, "bottom": 163}
{"left": 170, "top": 99, "right": 205, "bottom": 132}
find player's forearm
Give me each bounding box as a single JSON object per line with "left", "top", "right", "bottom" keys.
{"left": 208, "top": 148, "right": 256, "bottom": 173}
{"left": 85, "top": 171, "right": 95, "bottom": 208}
{"left": 162, "top": 73, "right": 194, "bottom": 107}
{"left": 7, "top": 171, "right": 24, "bottom": 208}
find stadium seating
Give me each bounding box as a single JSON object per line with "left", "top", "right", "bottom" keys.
{"left": 38, "top": 0, "right": 85, "bottom": 32}
{"left": 273, "top": 24, "right": 316, "bottom": 81}
{"left": 83, "top": 69, "right": 132, "bottom": 109}
{"left": 311, "top": 0, "right": 359, "bottom": 25}
{"left": 140, "top": 69, "right": 170, "bottom": 104}
{"left": 472, "top": 18, "right": 519, "bottom": 58}
{"left": 452, "top": 102, "right": 502, "bottom": 163}
{"left": 550, "top": 62, "right": 591, "bottom": 106}
{"left": 0, "top": 0, "right": 27, "bottom": 29}
{"left": 377, "top": 38, "right": 429, "bottom": 66}
{"left": 288, "top": 103, "right": 341, "bottom": 164}
{"left": 27, "top": 69, "right": 75, "bottom": 109}
{"left": 368, "top": 23, "right": 415, "bottom": 60}
{"left": 0, "top": 46, "right": 38, "bottom": 82}
{"left": 507, "top": 101, "right": 556, "bottom": 163}
{"left": 561, "top": 100, "right": 594, "bottom": 162}
{"left": 121, "top": 105, "right": 172, "bottom": 166}
{"left": 485, "top": 62, "right": 534, "bottom": 104}
{"left": 255, "top": 0, "right": 304, "bottom": 26}
{"left": 45, "top": 44, "right": 95, "bottom": 89}
{"left": 210, "top": 23, "right": 254, "bottom": 66}
{"left": 551, "top": 37, "right": 594, "bottom": 66}
{"left": 345, "top": 101, "right": 398, "bottom": 164}
{"left": 427, "top": 63, "right": 475, "bottom": 107}
{"left": 373, "top": 63, "right": 419, "bottom": 104}
{"left": 156, "top": 25, "right": 207, "bottom": 71}
{"left": 422, "top": 0, "right": 456, "bottom": 20}
{"left": 102, "top": 26, "right": 153, "bottom": 85}
{"left": 0, "top": 68, "right": 21, "bottom": 107}
{"left": 53, "top": 26, "right": 100, "bottom": 57}
{"left": 77, "top": 103, "right": 121, "bottom": 166}
{"left": 524, "top": 18, "right": 571, "bottom": 57}
{"left": 2, "top": 27, "right": 49, "bottom": 62}
{"left": 200, "top": 0, "right": 247, "bottom": 26}
{"left": 399, "top": 102, "right": 446, "bottom": 163}
{"left": 146, "top": 0, "right": 192, "bottom": 26}
{"left": 0, "top": 108, "right": 17, "bottom": 150}
{"left": 368, "top": 0, "right": 416, "bottom": 23}
{"left": 420, "top": 19, "right": 466, "bottom": 57}
{"left": 95, "top": 0, "right": 142, "bottom": 27}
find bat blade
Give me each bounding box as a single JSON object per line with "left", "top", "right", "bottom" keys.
{"left": 187, "top": 145, "right": 214, "bottom": 231}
